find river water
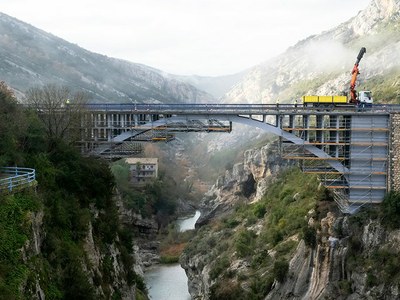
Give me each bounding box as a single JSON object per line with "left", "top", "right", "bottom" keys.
{"left": 144, "top": 211, "right": 200, "bottom": 300}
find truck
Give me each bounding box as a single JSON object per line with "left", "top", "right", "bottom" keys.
{"left": 302, "top": 47, "right": 373, "bottom": 107}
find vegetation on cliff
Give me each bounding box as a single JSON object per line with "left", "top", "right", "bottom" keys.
{"left": 182, "top": 167, "right": 331, "bottom": 299}
{"left": 344, "top": 191, "right": 400, "bottom": 292}
{"left": 0, "top": 83, "right": 147, "bottom": 299}
{"left": 182, "top": 166, "right": 400, "bottom": 299}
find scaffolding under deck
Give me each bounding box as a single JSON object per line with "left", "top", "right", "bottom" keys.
{"left": 77, "top": 113, "right": 232, "bottom": 158}
{"left": 282, "top": 113, "right": 389, "bottom": 213}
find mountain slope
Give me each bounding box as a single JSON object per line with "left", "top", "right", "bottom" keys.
{"left": 224, "top": 0, "right": 400, "bottom": 104}
{"left": 173, "top": 71, "right": 247, "bottom": 99}
{"left": 0, "top": 12, "right": 213, "bottom": 103}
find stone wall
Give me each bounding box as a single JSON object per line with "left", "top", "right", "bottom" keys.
{"left": 390, "top": 113, "right": 400, "bottom": 191}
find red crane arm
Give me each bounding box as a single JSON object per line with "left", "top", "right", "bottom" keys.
{"left": 349, "top": 47, "right": 366, "bottom": 104}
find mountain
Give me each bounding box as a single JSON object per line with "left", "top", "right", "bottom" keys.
{"left": 0, "top": 12, "right": 213, "bottom": 103}
{"left": 173, "top": 72, "right": 247, "bottom": 99}
{"left": 224, "top": 0, "right": 400, "bottom": 104}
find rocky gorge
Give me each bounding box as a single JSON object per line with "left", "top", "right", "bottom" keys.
{"left": 180, "top": 140, "right": 400, "bottom": 300}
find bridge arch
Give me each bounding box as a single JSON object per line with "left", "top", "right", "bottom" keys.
{"left": 110, "top": 115, "right": 348, "bottom": 173}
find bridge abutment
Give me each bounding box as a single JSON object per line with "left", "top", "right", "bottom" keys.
{"left": 390, "top": 113, "right": 400, "bottom": 192}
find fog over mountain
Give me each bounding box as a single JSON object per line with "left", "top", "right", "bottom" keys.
{"left": 224, "top": 0, "right": 400, "bottom": 104}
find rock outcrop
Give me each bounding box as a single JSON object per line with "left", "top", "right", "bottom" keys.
{"left": 183, "top": 142, "right": 292, "bottom": 299}
{"left": 266, "top": 213, "right": 400, "bottom": 300}
{"left": 116, "top": 194, "right": 160, "bottom": 269}
{"left": 19, "top": 193, "right": 157, "bottom": 300}
{"left": 196, "top": 142, "right": 291, "bottom": 227}
{"left": 83, "top": 222, "right": 136, "bottom": 299}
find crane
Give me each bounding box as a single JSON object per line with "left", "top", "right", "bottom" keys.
{"left": 349, "top": 47, "right": 373, "bottom": 106}
{"left": 302, "top": 47, "right": 373, "bottom": 107}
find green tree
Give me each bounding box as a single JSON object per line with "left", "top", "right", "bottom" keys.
{"left": 0, "top": 81, "right": 27, "bottom": 165}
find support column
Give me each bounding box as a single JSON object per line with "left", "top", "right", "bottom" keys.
{"left": 288, "top": 115, "right": 294, "bottom": 133}
{"left": 329, "top": 115, "right": 339, "bottom": 157}
{"left": 303, "top": 115, "right": 309, "bottom": 142}
{"left": 316, "top": 115, "right": 323, "bottom": 148}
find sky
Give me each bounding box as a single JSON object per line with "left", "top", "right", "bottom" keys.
{"left": 1, "top": 0, "right": 371, "bottom": 76}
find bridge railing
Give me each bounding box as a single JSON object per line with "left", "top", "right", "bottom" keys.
{"left": 83, "top": 103, "right": 400, "bottom": 113}
{"left": 0, "top": 167, "right": 36, "bottom": 192}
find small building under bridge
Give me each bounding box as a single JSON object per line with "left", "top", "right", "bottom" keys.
{"left": 126, "top": 157, "right": 159, "bottom": 185}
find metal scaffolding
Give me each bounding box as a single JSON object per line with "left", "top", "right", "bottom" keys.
{"left": 282, "top": 113, "right": 389, "bottom": 213}
{"left": 72, "top": 103, "right": 393, "bottom": 212}
{"left": 77, "top": 110, "right": 232, "bottom": 158}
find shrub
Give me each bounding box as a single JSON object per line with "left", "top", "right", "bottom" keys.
{"left": 273, "top": 259, "right": 289, "bottom": 283}
{"left": 210, "top": 255, "right": 230, "bottom": 280}
{"left": 338, "top": 280, "right": 352, "bottom": 295}
{"left": 381, "top": 191, "right": 400, "bottom": 229}
{"left": 235, "top": 229, "right": 256, "bottom": 258}
{"left": 253, "top": 203, "right": 266, "bottom": 218}
{"left": 302, "top": 226, "right": 317, "bottom": 248}
{"left": 209, "top": 279, "right": 243, "bottom": 300}
{"left": 160, "top": 255, "right": 180, "bottom": 264}
{"left": 366, "top": 271, "right": 378, "bottom": 287}
{"left": 222, "top": 217, "right": 240, "bottom": 228}
{"left": 249, "top": 275, "right": 274, "bottom": 299}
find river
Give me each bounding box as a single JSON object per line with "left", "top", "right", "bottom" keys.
{"left": 144, "top": 211, "right": 200, "bottom": 300}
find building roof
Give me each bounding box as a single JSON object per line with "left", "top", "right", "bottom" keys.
{"left": 125, "top": 158, "right": 158, "bottom": 165}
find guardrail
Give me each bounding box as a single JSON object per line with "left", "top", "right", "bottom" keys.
{"left": 81, "top": 103, "right": 400, "bottom": 115}
{"left": 0, "top": 167, "right": 36, "bottom": 192}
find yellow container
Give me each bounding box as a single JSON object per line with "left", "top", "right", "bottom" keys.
{"left": 318, "top": 96, "right": 333, "bottom": 103}
{"left": 333, "top": 96, "right": 347, "bottom": 103}
{"left": 302, "top": 95, "right": 348, "bottom": 104}
{"left": 302, "top": 96, "right": 319, "bottom": 103}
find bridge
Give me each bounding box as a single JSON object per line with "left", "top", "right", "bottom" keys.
{"left": 76, "top": 103, "right": 400, "bottom": 213}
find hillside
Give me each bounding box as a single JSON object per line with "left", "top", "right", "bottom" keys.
{"left": 173, "top": 72, "right": 247, "bottom": 99}
{"left": 224, "top": 0, "right": 400, "bottom": 104}
{"left": 182, "top": 149, "right": 400, "bottom": 299}
{"left": 0, "top": 12, "right": 213, "bottom": 103}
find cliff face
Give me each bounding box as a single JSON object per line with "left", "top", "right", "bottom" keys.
{"left": 182, "top": 143, "right": 293, "bottom": 299}
{"left": 267, "top": 213, "right": 400, "bottom": 300}
{"left": 18, "top": 191, "right": 159, "bottom": 300}
{"left": 183, "top": 194, "right": 400, "bottom": 300}
{"left": 83, "top": 221, "right": 137, "bottom": 299}
{"left": 196, "top": 142, "right": 291, "bottom": 227}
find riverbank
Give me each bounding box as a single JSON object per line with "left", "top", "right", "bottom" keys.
{"left": 144, "top": 211, "right": 201, "bottom": 300}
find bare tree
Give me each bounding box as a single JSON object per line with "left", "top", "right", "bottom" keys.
{"left": 25, "top": 84, "right": 89, "bottom": 143}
